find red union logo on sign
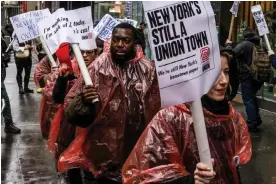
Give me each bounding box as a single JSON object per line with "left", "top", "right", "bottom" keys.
{"left": 88, "top": 33, "right": 93, "bottom": 39}
{"left": 200, "top": 47, "right": 210, "bottom": 63}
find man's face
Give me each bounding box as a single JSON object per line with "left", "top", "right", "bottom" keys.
{"left": 110, "top": 28, "right": 135, "bottom": 64}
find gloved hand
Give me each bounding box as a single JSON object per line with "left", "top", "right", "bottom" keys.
{"left": 268, "top": 50, "right": 275, "bottom": 57}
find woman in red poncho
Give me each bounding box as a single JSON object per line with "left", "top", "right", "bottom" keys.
{"left": 48, "top": 43, "right": 102, "bottom": 184}
{"left": 122, "top": 48, "right": 252, "bottom": 184}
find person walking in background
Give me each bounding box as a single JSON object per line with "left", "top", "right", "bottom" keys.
{"left": 233, "top": 28, "right": 270, "bottom": 132}
{"left": 1, "top": 34, "right": 21, "bottom": 134}
{"left": 13, "top": 36, "right": 34, "bottom": 94}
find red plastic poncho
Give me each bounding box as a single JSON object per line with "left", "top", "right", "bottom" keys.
{"left": 58, "top": 45, "right": 161, "bottom": 182}
{"left": 48, "top": 41, "right": 108, "bottom": 157}
{"left": 47, "top": 59, "right": 79, "bottom": 156}
{"left": 34, "top": 56, "right": 55, "bottom": 139}
{"left": 39, "top": 70, "right": 59, "bottom": 139}
{"left": 122, "top": 103, "right": 252, "bottom": 184}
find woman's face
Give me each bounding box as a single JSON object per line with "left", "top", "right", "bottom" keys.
{"left": 81, "top": 49, "right": 98, "bottom": 67}
{"left": 207, "top": 56, "right": 230, "bottom": 101}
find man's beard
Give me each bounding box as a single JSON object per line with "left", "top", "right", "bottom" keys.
{"left": 111, "top": 47, "right": 136, "bottom": 67}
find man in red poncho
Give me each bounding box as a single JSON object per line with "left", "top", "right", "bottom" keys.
{"left": 58, "top": 23, "right": 161, "bottom": 183}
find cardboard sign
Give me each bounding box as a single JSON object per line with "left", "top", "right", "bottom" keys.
{"left": 66, "top": 7, "right": 97, "bottom": 50}
{"left": 230, "top": 1, "right": 240, "bottom": 17}
{"left": 251, "top": 5, "right": 269, "bottom": 36}
{"left": 93, "top": 14, "right": 119, "bottom": 41}
{"left": 117, "top": 18, "right": 138, "bottom": 27}
{"left": 10, "top": 9, "right": 51, "bottom": 43}
{"left": 143, "top": 1, "right": 220, "bottom": 107}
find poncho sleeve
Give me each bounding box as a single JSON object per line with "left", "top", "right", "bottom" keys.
{"left": 122, "top": 107, "right": 190, "bottom": 184}
{"left": 34, "top": 56, "right": 51, "bottom": 87}
{"left": 63, "top": 57, "right": 101, "bottom": 127}
{"left": 144, "top": 71, "right": 161, "bottom": 124}
{"left": 235, "top": 112, "right": 252, "bottom": 165}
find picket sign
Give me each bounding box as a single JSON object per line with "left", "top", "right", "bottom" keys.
{"left": 9, "top": 9, "right": 51, "bottom": 43}
{"left": 93, "top": 14, "right": 119, "bottom": 41}
{"left": 251, "top": 5, "right": 272, "bottom": 51}
{"left": 66, "top": 7, "right": 97, "bottom": 50}
{"left": 9, "top": 9, "right": 57, "bottom": 66}
{"left": 143, "top": 1, "right": 221, "bottom": 169}
{"left": 71, "top": 43, "right": 99, "bottom": 103}
{"left": 228, "top": 1, "right": 240, "bottom": 40}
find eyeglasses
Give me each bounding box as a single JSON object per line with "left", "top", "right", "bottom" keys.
{"left": 81, "top": 50, "right": 95, "bottom": 55}
{"left": 81, "top": 48, "right": 103, "bottom": 56}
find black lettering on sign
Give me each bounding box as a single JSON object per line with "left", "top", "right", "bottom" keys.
{"left": 182, "top": 2, "right": 195, "bottom": 17}
{"left": 194, "top": 1, "right": 201, "bottom": 14}
{"left": 147, "top": 8, "right": 171, "bottom": 28}
{"left": 152, "top": 24, "right": 180, "bottom": 45}
{"left": 160, "top": 7, "right": 170, "bottom": 24}
{"left": 147, "top": 12, "right": 157, "bottom": 28}
{"left": 155, "top": 38, "right": 185, "bottom": 61}
{"left": 185, "top": 31, "right": 208, "bottom": 52}
{"left": 180, "top": 21, "right": 187, "bottom": 37}
{"left": 170, "top": 6, "right": 177, "bottom": 22}
{"left": 158, "top": 70, "right": 165, "bottom": 76}
{"left": 16, "top": 23, "right": 23, "bottom": 28}
{"left": 152, "top": 29, "right": 159, "bottom": 45}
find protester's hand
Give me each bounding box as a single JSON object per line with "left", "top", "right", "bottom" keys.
{"left": 82, "top": 85, "right": 98, "bottom": 103}
{"left": 225, "top": 39, "right": 232, "bottom": 45}
{"left": 268, "top": 50, "right": 275, "bottom": 57}
{"left": 25, "top": 44, "right": 31, "bottom": 50}
{"left": 59, "top": 63, "right": 70, "bottom": 77}
{"left": 194, "top": 159, "right": 216, "bottom": 184}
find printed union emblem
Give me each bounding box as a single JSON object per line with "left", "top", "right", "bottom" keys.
{"left": 200, "top": 47, "right": 210, "bottom": 63}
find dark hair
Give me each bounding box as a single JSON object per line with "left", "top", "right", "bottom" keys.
{"left": 112, "top": 23, "right": 137, "bottom": 41}
{"left": 140, "top": 22, "right": 146, "bottom": 26}
{"left": 220, "top": 51, "right": 232, "bottom": 64}
{"left": 243, "top": 28, "right": 256, "bottom": 39}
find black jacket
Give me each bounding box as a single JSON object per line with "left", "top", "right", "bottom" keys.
{"left": 233, "top": 36, "right": 261, "bottom": 81}
{"left": 52, "top": 75, "right": 76, "bottom": 104}
{"left": 1, "top": 39, "right": 8, "bottom": 82}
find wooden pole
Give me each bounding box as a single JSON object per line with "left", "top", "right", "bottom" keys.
{"left": 228, "top": 15, "right": 235, "bottom": 40}
{"left": 191, "top": 100, "right": 213, "bottom": 170}
{"left": 244, "top": 1, "right": 249, "bottom": 27}
{"left": 250, "top": 1, "right": 255, "bottom": 29}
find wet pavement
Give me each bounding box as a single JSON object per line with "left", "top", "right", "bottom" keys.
{"left": 1, "top": 57, "right": 276, "bottom": 184}
{"left": 1, "top": 57, "right": 58, "bottom": 183}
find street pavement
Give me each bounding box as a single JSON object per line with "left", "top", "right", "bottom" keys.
{"left": 1, "top": 55, "right": 276, "bottom": 184}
